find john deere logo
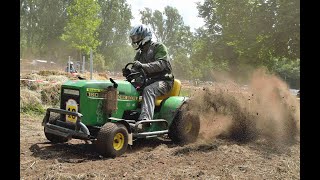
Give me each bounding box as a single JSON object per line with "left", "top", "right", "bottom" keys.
{"left": 86, "top": 88, "right": 103, "bottom": 93}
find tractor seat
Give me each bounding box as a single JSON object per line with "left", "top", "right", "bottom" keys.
{"left": 155, "top": 79, "right": 181, "bottom": 106}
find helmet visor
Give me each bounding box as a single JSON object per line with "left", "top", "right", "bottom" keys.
{"left": 130, "top": 35, "right": 142, "bottom": 43}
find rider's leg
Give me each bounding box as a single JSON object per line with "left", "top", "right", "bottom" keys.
{"left": 138, "top": 80, "right": 173, "bottom": 121}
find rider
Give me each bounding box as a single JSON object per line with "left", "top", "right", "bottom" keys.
{"left": 123, "top": 24, "right": 174, "bottom": 121}
{"left": 65, "top": 61, "right": 77, "bottom": 73}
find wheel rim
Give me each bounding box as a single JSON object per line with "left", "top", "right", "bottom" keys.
{"left": 113, "top": 133, "right": 125, "bottom": 150}
{"left": 185, "top": 121, "right": 192, "bottom": 133}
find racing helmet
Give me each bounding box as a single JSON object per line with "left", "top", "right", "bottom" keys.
{"left": 129, "top": 24, "right": 152, "bottom": 50}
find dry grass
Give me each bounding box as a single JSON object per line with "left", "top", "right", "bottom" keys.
{"left": 41, "top": 84, "right": 61, "bottom": 106}
{"left": 20, "top": 70, "right": 110, "bottom": 114}
{"left": 20, "top": 88, "right": 44, "bottom": 113}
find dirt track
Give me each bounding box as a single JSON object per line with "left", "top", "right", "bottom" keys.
{"left": 20, "top": 69, "right": 300, "bottom": 179}
{"left": 20, "top": 115, "right": 299, "bottom": 180}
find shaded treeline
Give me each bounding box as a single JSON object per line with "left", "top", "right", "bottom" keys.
{"left": 20, "top": 0, "right": 299, "bottom": 88}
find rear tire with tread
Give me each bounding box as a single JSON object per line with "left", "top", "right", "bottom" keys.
{"left": 169, "top": 105, "right": 200, "bottom": 144}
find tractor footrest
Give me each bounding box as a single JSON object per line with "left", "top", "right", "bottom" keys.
{"left": 133, "top": 119, "right": 168, "bottom": 132}
{"left": 133, "top": 130, "right": 169, "bottom": 138}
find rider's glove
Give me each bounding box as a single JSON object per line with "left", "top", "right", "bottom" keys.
{"left": 133, "top": 61, "right": 146, "bottom": 69}
{"left": 122, "top": 68, "right": 130, "bottom": 77}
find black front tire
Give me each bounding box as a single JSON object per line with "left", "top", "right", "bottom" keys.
{"left": 169, "top": 106, "right": 200, "bottom": 144}
{"left": 95, "top": 123, "right": 129, "bottom": 158}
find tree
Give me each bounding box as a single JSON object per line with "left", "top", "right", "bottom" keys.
{"left": 139, "top": 6, "right": 194, "bottom": 79}
{"left": 36, "top": 1, "right": 70, "bottom": 59}
{"left": 20, "top": 0, "right": 72, "bottom": 60}
{"left": 96, "top": 0, "right": 133, "bottom": 71}
{"left": 93, "top": 53, "right": 107, "bottom": 72}
{"left": 271, "top": 58, "right": 300, "bottom": 89}
{"left": 20, "top": 0, "right": 43, "bottom": 58}
{"left": 139, "top": 6, "right": 192, "bottom": 56}
{"left": 61, "top": 0, "right": 102, "bottom": 57}
{"left": 196, "top": 0, "right": 300, "bottom": 84}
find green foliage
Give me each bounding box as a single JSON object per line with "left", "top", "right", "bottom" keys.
{"left": 139, "top": 6, "right": 193, "bottom": 59}
{"left": 195, "top": 0, "right": 300, "bottom": 86}
{"left": 61, "top": 0, "right": 102, "bottom": 55}
{"left": 97, "top": 0, "right": 132, "bottom": 47}
{"left": 139, "top": 6, "right": 201, "bottom": 80}
{"left": 100, "top": 44, "right": 135, "bottom": 71}
{"left": 171, "top": 53, "right": 192, "bottom": 79}
{"left": 271, "top": 58, "right": 300, "bottom": 88}
{"left": 96, "top": 0, "right": 133, "bottom": 71}
{"left": 93, "top": 53, "right": 107, "bottom": 72}
{"left": 20, "top": 104, "right": 46, "bottom": 115}
{"left": 20, "top": 88, "right": 46, "bottom": 115}
{"left": 20, "top": 0, "right": 300, "bottom": 88}
{"left": 20, "top": 0, "right": 133, "bottom": 65}
{"left": 113, "top": 45, "right": 136, "bottom": 71}
{"left": 20, "top": 0, "right": 72, "bottom": 60}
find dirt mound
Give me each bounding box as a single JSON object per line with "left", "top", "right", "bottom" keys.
{"left": 183, "top": 68, "right": 300, "bottom": 146}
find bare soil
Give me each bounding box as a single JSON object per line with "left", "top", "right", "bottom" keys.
{"left": 20, "top": 69, "right": 300, "bottom": 180}
{"left": 20, "top": 116, "right": 299, "bottom": 180}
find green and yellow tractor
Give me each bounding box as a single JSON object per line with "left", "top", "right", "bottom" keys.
{"left": 42, "top": 63, "right": 200, "bottom": 158}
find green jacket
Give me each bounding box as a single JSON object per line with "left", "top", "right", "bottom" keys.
{"left": 134, "top": 41, "right": 173, "bottom": 80}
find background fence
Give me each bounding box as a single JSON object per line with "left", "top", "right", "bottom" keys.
{"left": 20, "top": 58, "right": 92, "bottom": 74}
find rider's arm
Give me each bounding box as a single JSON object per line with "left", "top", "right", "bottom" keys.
{"left": 141, "top": 43, "right": 172, "bottom": 74}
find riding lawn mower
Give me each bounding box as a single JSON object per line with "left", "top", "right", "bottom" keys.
{"left": 42, "top": 62, "right": 200, "bottom": 158}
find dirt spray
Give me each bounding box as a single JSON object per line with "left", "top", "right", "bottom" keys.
{"left": 182, "top": 68, "right": 300, "bottom": 146}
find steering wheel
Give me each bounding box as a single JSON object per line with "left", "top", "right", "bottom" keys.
{"left": 123, "top": 62, "right": 147, "bottom": 90}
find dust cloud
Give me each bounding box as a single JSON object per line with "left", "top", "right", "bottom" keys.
{"left": 183, "top": 68, "right": 300, "bottom": 146}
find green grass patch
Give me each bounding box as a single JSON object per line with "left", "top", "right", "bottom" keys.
{"left": 20, "top": 103, "right": 46, "bottom": 115}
